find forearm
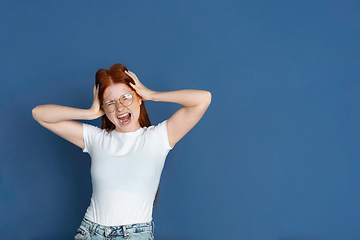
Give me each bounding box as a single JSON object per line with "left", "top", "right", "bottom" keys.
{"left": 148, "top": 89, "right": 212, "bottom": 108}
{"left": 32, "top": 104, "right": 97, "bottom": 124}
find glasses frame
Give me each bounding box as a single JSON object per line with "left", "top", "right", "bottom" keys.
{"left": 102, "top": 93, "right": 135, "bottom": 113}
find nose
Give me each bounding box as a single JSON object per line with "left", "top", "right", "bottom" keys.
{"left": 115, "top": 101, "right": 126, "bottom": 111}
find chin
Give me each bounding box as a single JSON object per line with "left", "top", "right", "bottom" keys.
{"left": 115, "top": 120, "right": 141, "bottom": 133}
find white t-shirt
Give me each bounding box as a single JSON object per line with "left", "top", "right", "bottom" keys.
{"left": 82, "top": 120, "right": 172, "bottom": 226}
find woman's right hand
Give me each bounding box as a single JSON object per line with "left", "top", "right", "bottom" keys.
{"left": 89, "top": 85, "right": 105, "bottom": 119}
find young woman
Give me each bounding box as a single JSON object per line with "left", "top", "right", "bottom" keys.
{"left": 32, "top": 63, "right": 211, "bottom": 240}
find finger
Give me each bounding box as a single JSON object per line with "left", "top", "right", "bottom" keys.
{"left": 127, "top": 75, "right": 141, "bottom": 89}
{"left": 125, "top": 70, "right": 133, "bottom": 78}
{"left": 129, "top": 82, "right": 136, "bottom": 88}
{"left": 93, "top": 85, "right": 97, "bottom": 96}
{"left": 125, "top": 70, "right": 139, "bottom": 82}
{"left": 129, "top": 82, "right": 142, "bottom": 96}
{"left": 93, "top": 85, "right": 100, "bottom": 98}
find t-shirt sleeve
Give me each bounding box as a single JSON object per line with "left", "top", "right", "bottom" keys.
{"left": 83, "top": 123, "right": 102, "bottom": 153}
{"left": 152, "top": 120, "right": 173, "bottom": 151}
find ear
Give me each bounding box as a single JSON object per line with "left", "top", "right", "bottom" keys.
{"left": 138, "top": 96, "right": 142, "bottom": 105}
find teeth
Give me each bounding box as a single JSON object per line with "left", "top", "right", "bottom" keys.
{"left": 118, "top": 113, "right": 129, "bottom": 118}
{"left": 117, "top": 112, "right": 131, "bottom": 124}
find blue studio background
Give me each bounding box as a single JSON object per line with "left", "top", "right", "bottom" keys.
{"left": 1, "top": 1, "right": 360, "bottom": 239}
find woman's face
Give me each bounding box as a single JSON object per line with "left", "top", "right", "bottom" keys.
{"left": 102, "top": 83, "right": 142, "bottom": 133}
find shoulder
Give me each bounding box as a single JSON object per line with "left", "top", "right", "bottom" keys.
{"left": 83, "top": 123, "right": 110, "bottom": 139}
{"left": 143, "top": 120, "right": 172, "bottom": 150}
{"left": 83, "top": 123, "right": 103, "bottom": 132}
{"left": 83, "top": 123, "right": 113, "bottom": 153}
{"left": 150, "top": 120, "right": 167, "bottom": 129}
{"left": 144, "top": 120, "right": 167, "bottom": 134}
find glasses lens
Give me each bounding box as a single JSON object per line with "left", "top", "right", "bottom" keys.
{"left": 120, "top": 93, "right": 133, "bottom": 106}
{"left": 103, "top": 101, "right": 116, "bottom": 112}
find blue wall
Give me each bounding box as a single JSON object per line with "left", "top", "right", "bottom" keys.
{"left": 1, "top": 1, "right": 360, "bottom": 239}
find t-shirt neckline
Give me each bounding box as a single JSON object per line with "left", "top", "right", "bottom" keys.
{"left": 112, "top": 127, "right": 145, "bottom": 138}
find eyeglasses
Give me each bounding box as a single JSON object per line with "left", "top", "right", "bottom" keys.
{"left": 102, "top": 93, "right": 134, "bottom": 113}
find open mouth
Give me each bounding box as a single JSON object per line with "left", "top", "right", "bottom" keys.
{"left": 117, "top": 112, "right": 131, "bottom": 124}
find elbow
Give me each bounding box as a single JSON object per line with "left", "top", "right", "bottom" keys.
{"left": 204, "top": 91, "right": 212, "bottom": 107}
{"left": 197, "top": 91, "right": 211, "bottom": 110}
{"left": 32, "top": 106, "right": 40, "bottom": 122}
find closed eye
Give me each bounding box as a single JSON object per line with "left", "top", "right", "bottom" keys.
{"left": 104, "top": 100, "right": 116, "bottom": 106}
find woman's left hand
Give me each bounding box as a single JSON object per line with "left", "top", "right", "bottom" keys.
{"left": 127, "top": 69, "right": 211, "bottom": 148}
{"left": 125, "top": 70, "right": 155, "bottom": 100}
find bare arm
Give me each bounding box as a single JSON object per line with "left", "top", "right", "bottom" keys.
{"left": 126, "top": 71, "right": 211, "bottom": 148}
{"left": 32, "top": 86, "right": 104, "bottom": 149}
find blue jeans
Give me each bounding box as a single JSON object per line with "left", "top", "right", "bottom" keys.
{"left": 74, "top": 218, "right": 154, "bottom": 240}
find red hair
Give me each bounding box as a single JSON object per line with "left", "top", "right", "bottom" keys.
{"left": 95, "top": 63, "right": 151, "bottom": 130}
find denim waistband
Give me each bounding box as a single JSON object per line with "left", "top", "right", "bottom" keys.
{"left": 80, "top": 218, "right": 153, "bottom": 237}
